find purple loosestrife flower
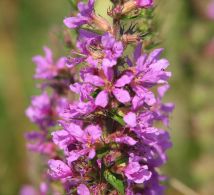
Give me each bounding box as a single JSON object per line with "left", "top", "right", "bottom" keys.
{"left": 25, "top": 131, "right": 55, "bottom": 156}
{"left": 64, "top": 0, "right": 112, "bottom": 32}
{"left": 122, "top": 45, "right": 171, "bottom": 109}
{"left": 68, "top": 31, "right": 123, "bottom": 69}
{"left": 64, "top": 0, "right": 95, "bottom": 29}
{"left": 33, "top": 47, "right": 66, "bottom": 80}
{"left": 152, "top": 84, "right": 175, "bottom": 126}
{"left": 124, "top": 161, "right": 152, "bottom": 184}
{"left": 26, "top": 92, "right": 67, "bottom": 129}
{"left": 101, "top": 33, "right": 124, "bottom": 68}
{"left": 26, "top": 92, "right": 55, "bottom": 129}
{"left": 83, "top": 68, "right": 131, "bottom": 107}
{"left": 52, "top": 123, "right": 102, "bottom": 163}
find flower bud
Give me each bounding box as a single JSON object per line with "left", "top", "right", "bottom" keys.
{"left": 122, "top": 0, "right": 153, "bottom": 15}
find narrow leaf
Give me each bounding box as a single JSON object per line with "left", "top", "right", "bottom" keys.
{"left": 104, "top": 170, "right": 125, "bottom": 195}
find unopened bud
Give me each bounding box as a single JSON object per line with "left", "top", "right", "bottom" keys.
{"left": 92, "top": 14, "right": 114, "bottom": 34}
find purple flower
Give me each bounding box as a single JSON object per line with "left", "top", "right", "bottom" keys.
{"left": 77, "top": 184, "right": 90, "bottom": 195}
{"left": 143, "top": 170, "right": 165, "bottom": 195}
{"left": 115, "top": 135, "right": 137, "bottom": 146}
{"left": 26, "top": 92, "right": 54, "bottom": 128}
{"left": 135, "top": 128, "right": 172, "bottom": 166}
{"left": 124, "top": 112, "right": 137, "bottom": 127}
{"left": 33, "top": 47, "right": 66, "bottom": 79}
{"left": 64, "top": 0, "right": 95, "bottom": 29}
{"left": 101, "top": 33, "right": 123, "bottom": 68}
{"left": 135, "top": 0, "right": 154, "bottom": 8}
{"left": 122, "top": 45, "right": 171, "bottom": 108}
{"left": 83, "top": 68, "right": 131, "bottom": 108}
{"left": 48, "top": 159, "right": 72, "bottom": 180}
{"left": 152, "top": 84, "right": 175, "bottom": 126}
{"left": 59, "top": 100, "right": 96, "bottom": 121}
{"left": 26, "top": 92, "right": 67, "bottom": 129}
{"left": 124, "top": 160, "right": 152, "bottom": 184}
{"left": 25, "top": 131, "right": 55, "bottom": 156}
{"left": 52, "top": 123, "right": 102, "bottom": 163}
{"left": 70, "top": 82, "right": 95, "bottom": 101}
{"left": 71, "top": 31, "right": 123, "bottom": 68}
{"left": 66, "top": 124, "right": 102, "bottom": 163}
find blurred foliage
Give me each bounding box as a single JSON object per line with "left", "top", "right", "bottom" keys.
{"left": 0, "top": 0, "right": 214, "bottom": 194}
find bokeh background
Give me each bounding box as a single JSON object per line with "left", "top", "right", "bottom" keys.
{"left": 0, "top": 0, "right": 214, "bottom": 194}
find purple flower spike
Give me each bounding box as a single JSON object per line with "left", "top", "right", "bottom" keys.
{"left": 25, "top": 0, "right": 173, "bottom": 193}
{"left": 64, "top": 0, "right": 95, "bottom": 29}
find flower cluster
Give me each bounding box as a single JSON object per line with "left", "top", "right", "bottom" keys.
{"left": 24, "top": 0, "right": 174, "bottom": 194}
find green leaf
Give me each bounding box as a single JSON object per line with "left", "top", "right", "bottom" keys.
{"left": 111, "top": 114, "right": 125, "bottom": 126}
{"left": 104, "top": 170, "right": 125, "bottom": 195}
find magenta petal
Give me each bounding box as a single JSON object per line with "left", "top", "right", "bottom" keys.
{"left": 67, "top": 123, "right": 84, "bottom": 142}
{"left": 103, "top": 66, "right": 114, "bottom": 82}
{"left": 95, "top": 90, "right": 109, "bottom": 108}
{"left": 43, "top": 46, "right": 53, "bottom": 64}
{"left": 51, "top": 130, "right": 70, "bottom": 150}
{"left": 136, "top": 0, "right": 154, "bottom": 8}
{"left": 85, "top": 125, "right": 102, "bottom": 140}
{"left": 56, "top": 57, "right": 66, "bottom": 69}
{"left": 113, "top": 88, "right": 131, "bottom": 103}
{"left": 145, "top": 48, "right": 164, "bottom": 65}
{"left": 114, "top": 72, "right": 134, "bottom": 87}
{"left": 77, "top": 184, "right": 90, "bottom": 195}
{"left": 124, "top": 112, "right": 137, "bottom": 127}
{"left": 64, "top": 16, "right": 89, "bottom": 29}
{"left": 158, "top": 84, "right": 170, "bottom": 98}
{"left": 115, "top": 136, "right": 137, "bottom": 145}
{"left": 67, "top": 151, "right": 81, "bottom": 163}
{"left": 134, "top": 42, "right": 143, "bottom": 61}
{"left": 88, "top": 149, "right": 96, "bottom": 159}
{"left": 48, "top": 160, "right": 72, "bottom": 179}
{"left": 84, "top": 74, "right": 105, "bottom": 87}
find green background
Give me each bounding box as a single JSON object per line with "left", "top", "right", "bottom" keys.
{"left": 0, "top": 0, "right": 214, "bottom": 194}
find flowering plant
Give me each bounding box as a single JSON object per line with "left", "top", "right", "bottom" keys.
{"left": 23, "top": 0, "right": 174, "bottom": 194}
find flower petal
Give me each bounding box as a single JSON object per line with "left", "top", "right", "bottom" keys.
{"left": 113, "top": 88, "right": 131, "bottom": 103}
{"left": 84, "top": 74, "right": 105, "bottom": 87}
{"left": 95, "top": 90, "right": 109, "bottom": 108}
{"left": 48, "top": 160, "right": 72, "bottom": 179}
{"left": 114, "top": 72, "right": 134, "bottom": 87}
{"left": 124, "top": 112, "right": 137, "bottom": 127}
{"left": 85, "top": 125, "right": 102, "bottom": 140}
{"left": 77, "top": 184, "right": 90, "bottom": 195}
